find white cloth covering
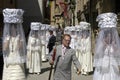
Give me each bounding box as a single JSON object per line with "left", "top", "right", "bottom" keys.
{"left": 41, "top": 24, "right": 47, "bottom": 61}
{"left": 94, "top": 12, "right": 120, "bottom": 80}
{"left": 2, "top": 64, "right": 25, "bottom": 80}
{"left": 80, "top": 37, "right": 93, "bottom": 74}
{"left": 77, "top": 21, "right": 93, "bottom": 74}
{"left": 26, "top": 22, "right": 42, "bottom": 73}
{"left": 27, "top": 37, "right": 42, "bottom": 73}
{"left": 2, "top": 8, "right": 26, "bottom": 80}
{"left": 93, "top": 45, "right": 120, "bottom": 80}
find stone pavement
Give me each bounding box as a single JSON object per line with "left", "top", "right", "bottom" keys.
{"left": 27, "top": 61, "right": 93, "bottom": 80}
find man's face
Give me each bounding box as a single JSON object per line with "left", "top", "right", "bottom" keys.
{"left": 62, "top": 36, "right": 71, "bottom": 47}
{"left": 49, "top": 31, "right": 53, "bottom": 35}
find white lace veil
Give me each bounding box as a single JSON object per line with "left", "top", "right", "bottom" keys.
{"left": 80, "top": 30, "right": 90, "bottom": 39}
{"left": 79, "top": 21, "right": 91, "bottom": 41}
{"left": 75, "top": 25, "right": 82, "bottom": 50}
{"left": 2, "top": 8, "right": 26, "bottom": 64}
{"left": 94, "top": 13, "right": 120, "bottom": 67}
{"left": 64, "top": 26, "right": 71, "bottom": 34}
{"left": 40, "top": 23, "right": 46, "bottom": 45}
{"left": 27, "top": 22, "right": 41, "bottom": 49}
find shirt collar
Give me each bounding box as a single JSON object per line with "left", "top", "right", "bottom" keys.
{"left": 62, "top": 44, "right": 66, "bottom": 49}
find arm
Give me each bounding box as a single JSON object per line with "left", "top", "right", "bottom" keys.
{"left": 72, "top": 50, "right": 81, "bottom": 74}
{"left": 27, "top": 37, "right": 31, "bottom": 51}
{"left": 3, "top": 36, "right": 10, "bottom": 51}
{"left": 111, "top": 40, "right": 117, "bottom": 51}
{"left": 19, "top": 40, "right": 23, "bottom": 49}
{"left": 48, "top": 46, "right": 57, "bottom": 65}
{"left": 17, "top": 35, "right": 23, "bottom": 50}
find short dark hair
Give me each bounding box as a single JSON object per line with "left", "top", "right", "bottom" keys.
{"left": 62, "top": 34, "right": 71, "bottom": 40}
{"left": 49, "top": 30, "right": 53, "bottom": 33}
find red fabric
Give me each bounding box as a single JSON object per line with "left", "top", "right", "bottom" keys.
{"left": 52, "top": 48, "right": 56, "bottom": 61}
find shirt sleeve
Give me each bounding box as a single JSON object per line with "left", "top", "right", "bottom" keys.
{"left": 72, "top": 50, "right": 81, "bottom": 71}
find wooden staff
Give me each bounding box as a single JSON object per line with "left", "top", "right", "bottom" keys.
{"left": 48, "top": 46, "right": 56, "bottom": 80}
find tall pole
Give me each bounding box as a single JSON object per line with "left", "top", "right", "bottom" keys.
{"left": 73, "top": 10, "right": 75, "bottom": 26}
{"left": 38, "top": 0, "right": 44, "bottom": 22}
{"left": 70, "top": 0, "right": 76, "bottom": 26}
{"left": 89, "top": 0, "right": 94, "bottom": 54}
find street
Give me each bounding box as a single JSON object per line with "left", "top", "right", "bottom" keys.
{"left": 27, "top": 61, "right": 93, "bottom": 80}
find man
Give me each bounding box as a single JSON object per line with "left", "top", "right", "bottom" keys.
{"left": 49, "top": 34, "right": 81, "bottom": 80}
{"left": 47, "top": 30, "right": 56, "bottom": 53}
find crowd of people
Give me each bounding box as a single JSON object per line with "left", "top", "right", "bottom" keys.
{"left": 1, "top": 8, "right": 120, "bottom": 80}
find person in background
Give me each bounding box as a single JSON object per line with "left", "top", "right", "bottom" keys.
{"left": 47, "top": 29, "right": 56, "bottom": 53}
{"left": 26, "top": 22, "right": 42, "bottom": 74}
